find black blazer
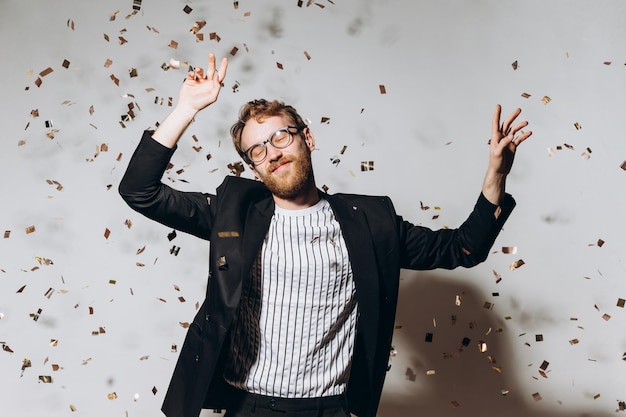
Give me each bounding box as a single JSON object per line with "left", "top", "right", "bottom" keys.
{"left": 119, "top": 132, "right": 515, "bottom": 417}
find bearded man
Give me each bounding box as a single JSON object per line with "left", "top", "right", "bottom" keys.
{"left": 119, "top": 53, "right": 531, "bottom": 417}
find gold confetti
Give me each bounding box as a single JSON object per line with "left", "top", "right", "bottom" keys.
{"left": 39, "top": 375, "right": 53, "bottom": 383}
{"left": 617, "top": 298, "right": 625, "bottom": 308}
{"left": 541, "top": 96, "right": 551, "bottom": 105}
{"left": 304, "top": 51, "right": 311, "bottom": 60}
{"left": 532, "top": 392, "right": 542, "bottom": 401}
{"left": 502, "top": 246, "right": 517, "bottom": 254}
{"left": 107, "top": 392, "right": 118, "bottom": 400}
{"left": 509, "top": 259, "right": 525, "bottom": 270}
{"left": 360, "top": 161, "right": 374, "bottom": 171}
{"left": 512, "top": 60, "right": 519, "bottom": 70}
{"left": 183, "top": 5, "right": 192, "bottom": 14}
{"left": 276, "top": 62, "right": 284, "bottom": 70}
{"left": 521, "top": 92, "right": 531, "bottom": 98}
{"left": 104, "top": 228, "right": 111, "bottom": 239}
{"left": 25, "top": 225, "right": 36, "bottom": 234}
{"left": 379, "top": 85, "right": 386, "bottom": 94}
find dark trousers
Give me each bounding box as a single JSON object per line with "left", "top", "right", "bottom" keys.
{"left": 224, "top": 390, "right": 350, "bottom": 417}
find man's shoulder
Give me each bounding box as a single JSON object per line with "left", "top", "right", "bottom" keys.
{"left": 217, "top": 175, "right": 270, "bottom": 199}
{"left": 326, "top": 192, "right": 396, "bottom": 215}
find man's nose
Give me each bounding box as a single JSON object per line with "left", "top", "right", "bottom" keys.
{"left": 266, "top": 144, "right": 283, "bottom": 161}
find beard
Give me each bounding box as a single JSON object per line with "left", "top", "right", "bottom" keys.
{"left": 259, "top": 150, "right": 315, "bottom": 200}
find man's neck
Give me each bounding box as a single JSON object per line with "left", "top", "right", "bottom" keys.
{"left": 273, "top": 187, "right": 320, "bottom": 210}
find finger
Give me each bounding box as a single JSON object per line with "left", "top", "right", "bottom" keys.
{"left": 492, "top": 104, "right": 502, "bottom": 138}
{"left": 502, "top": 108, "right": 522, "bottom": 134}
{"left": 207, "top": 53, "right": 216, "bottom": 79}
{"left": 216, "top": 57, "right": 228, "bottom": 83}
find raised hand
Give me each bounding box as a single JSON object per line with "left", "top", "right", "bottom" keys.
{"left": 488, "top": 104, "right": 532, "bottom": 176}
{"left": 178, "top": 53, "right": 229, "bottom": 113}
{"left": 482, "top": 104, "right": 532, "bottom": 205}
{"left": 152, "top": 53, "right": 228, "bottom": 148}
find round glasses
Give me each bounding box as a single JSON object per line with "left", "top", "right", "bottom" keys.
{"left": 244, "top": 126, "right": 301, "bottom": 164}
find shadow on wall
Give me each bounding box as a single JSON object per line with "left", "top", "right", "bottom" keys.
{"left": 377, "top": 270, "right": 614, "bottom": 417}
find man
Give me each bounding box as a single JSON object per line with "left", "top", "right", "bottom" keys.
{"left": 119, "top": 53, "right": 531, "bottom": 417}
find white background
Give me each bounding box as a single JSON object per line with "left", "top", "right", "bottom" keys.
{"left": 1, "top": 1, "right": 625, "bottom": 416}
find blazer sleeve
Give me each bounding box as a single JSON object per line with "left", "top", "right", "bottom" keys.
{"left": 398, "top": 192, "right": 515, "bottom": 270}
{"left": 118, "top": 130, "right": 215, "bottom": 240}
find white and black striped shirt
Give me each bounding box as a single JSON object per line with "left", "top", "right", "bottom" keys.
{"left": 224, "top": 198, "right": 358, "bottom": 398}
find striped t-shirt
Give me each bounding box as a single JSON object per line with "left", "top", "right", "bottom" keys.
{"left": 224, "top": 198, "right": 358, "bottom": 397}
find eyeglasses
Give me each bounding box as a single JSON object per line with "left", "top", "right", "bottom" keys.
{"left": 243, "top": 126, "right": 301, "bottom": 164}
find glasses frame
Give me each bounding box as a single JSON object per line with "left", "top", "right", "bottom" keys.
{"left": 243, "top": 126, "right": 302, "bottom": 165}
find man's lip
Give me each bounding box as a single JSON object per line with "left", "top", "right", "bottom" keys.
{"left": 271, "top": 161, "right": 290, "bottom": 172}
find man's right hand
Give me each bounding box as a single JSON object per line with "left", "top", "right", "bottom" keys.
{"left": 152, "top": 53, "right": 228, "bottom": 149}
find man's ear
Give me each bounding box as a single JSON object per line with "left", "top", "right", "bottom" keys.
{"left": 303, "top": 127, "right": 315, "bottom": 151}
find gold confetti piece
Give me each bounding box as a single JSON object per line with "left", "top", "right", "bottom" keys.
{"left": 67, "top": 19, "right": 75, "bottom": 30}
{"left": 209, "top": 32, "right": 221, "bottom": 42}
{"left": 620, "top": 161, "right": 626, "bottom": 170}
{"left": 39, "top": 375, "right": 53, "bottom": 383}
{"left": 512, "top": 60, "right": 519, "bottom": 70}
{"left": 594, "top": 393, "right": 601, "bottom": 400}
{"left": 478, "top": 341, "right": 488, "bottom": 353}
{"left": 455, "top": 295, "right": 462, "bottom": 306}
{"left": 40, "top": 67, "right": 54, "bottom": 77}
{"left": 574, "top": 122, "right": 582, "bottom": 130}
{"left": 521, "top": 92, "right": 531, "bottom": 98}
{"left": 69, "top": 405, "right": 77, "bottom": 412}
{"left": 2, "top": 343, "right": 14, "bottom": 353}
{"left": 426, "top": 369, "right": 436, "bottom": 376}
{"left": 109, "top": 279, "right": 116, "bottom": 284}
{"left": 502, "top": 246, "right": 517, "bottom": 254}
{"left": 602, "top": 313, "right": 611, "bottom": 321}
{"left": 379, "top": 85, "right": 386, "bottom": 94}
{"left": 569, "top": 338, "right": 579, "bottom": 345}
{"left": 541, "top": 96, "right": 551, "bottom": 105}
{"left": 276, "top": 62, "right": 284, "bottom": 70}
{"left": 104, "top": 228, "right": 111, "bottom": 239}
{"left": 110, "top": 74, "right": 120, "bottom": 86}
{"left": 304, "top": 51, "right": 311, "bottom": 60}
{"left": 108, "top": 392, "right": 118, "bottom": 400}
{"left": 227, "top": 162, "right": 245, "bottom": 176}
{"left": 532, "top": 392, "right": 542, "bottom": 401}
{"left": 320, "top": 117, "right": 330, "bottom": 124}
{"left": 183, "top": 5, "right": 192, "bottom": 14}
{"left": 617, "top": 298, "right": 625, "bottom": 308}
{"left": 360, "top": 161, "right": 374, "bottom": 171}
{"left": 169, "top": 40, "right": 178, "bottom": 49}
{"left": 62, "top": 59, "right": 70, "bottom": 69}
{"left": 25, "top": 225, "right": 36, "bottom": 234}
{"left": 509, "top": 259, "right": 525, "bottom": 270}
{"left": 597, "top": 239, "right": 605, "bottom": 247}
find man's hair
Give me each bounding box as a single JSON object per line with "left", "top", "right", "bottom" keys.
{"left": 230, "top": 99, "right": 308, "bottom": 162}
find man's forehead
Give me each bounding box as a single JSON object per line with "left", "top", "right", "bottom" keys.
{"left": 242, "top": 115, "right": 289, "bottom": 142}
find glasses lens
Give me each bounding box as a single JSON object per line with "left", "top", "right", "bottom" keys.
{"left": 248, "top": 145, "right": 266, "bottom": 163}
{"left": 271, "top": 129, "right": 292, "bottom": 148}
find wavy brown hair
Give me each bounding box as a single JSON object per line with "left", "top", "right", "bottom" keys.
{"left": 230, "top": 99, "right": 308, "bottom": 163}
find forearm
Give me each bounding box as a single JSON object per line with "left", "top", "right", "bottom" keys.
{"left": 481, "top": 168, "right": 507, "bottom": 206}
{"left": 151, "top": 104, "right": 199, "bottom": 148}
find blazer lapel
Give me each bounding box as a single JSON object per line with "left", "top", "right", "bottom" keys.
{"left": 326, "top": 194, "right": 380, "bottom": 370}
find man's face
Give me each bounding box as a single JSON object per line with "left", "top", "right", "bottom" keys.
{"left": 241, "top": 115, "right": 315, "bottom": 200}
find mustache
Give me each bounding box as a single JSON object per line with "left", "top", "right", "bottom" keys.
{"left": 268, "top": 157, "right": 293, "bottom": 172}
